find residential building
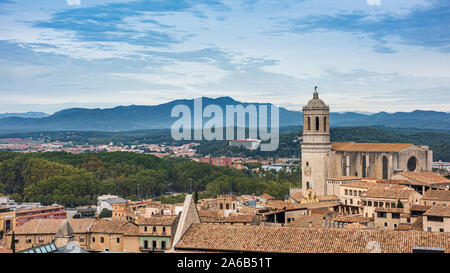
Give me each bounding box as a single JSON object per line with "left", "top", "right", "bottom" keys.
{"left": 423, "top": 205, "right": 450, "bottom": 233}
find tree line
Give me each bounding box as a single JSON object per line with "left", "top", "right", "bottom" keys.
{"left": 0, "top": 151, "right": 301, "bottom": 207}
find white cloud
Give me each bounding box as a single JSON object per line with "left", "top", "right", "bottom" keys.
{"left": 66, "top": 0, "right": 81, "bottom": 6}
{"left": 366, "top": 0, "right": 382, "bottom": 6}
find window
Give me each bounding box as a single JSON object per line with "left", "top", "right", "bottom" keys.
{"left": 439, "top": 228, "right": 444, "bottom": 232}
{"left": 391, "top": 203, "right": 396, "bottom": 208}
{"left": 324, "top": 117, "right": 327, "bottom": 131}
{"left": 386, "top": 202, "right": 390, "bottom": 208}
{"left": 153, "top": 226, "right": 157, "bottom": 233}
{"left": 427, "top": 216, "right": 443, "bottom": 222}
{"left": 233, "top": 204, "right": 235, "bottom": 210}
{"left": 307, "top": 117, "right": 311, "bottom": 131}
{"left": 92, "top": 237, "right": 95, "bottom": 243}
{"left": 152, "top": 241, "right": 157, "bottom": 249}
{"left": 345, "top": 189, "right": 348, "bottom": 195}
{"left": 394, "top": 224, "right": 397, "bottom": 228}
{"left": 377, "top": 212, "right": 387, "bottom": 218}
{"left": 39, "top": 236, "right": 44, "bottom": 243}
{"left": 144, "top": 240, "right": 148, "bottom": 249}
{"left": 315, "top": 116, "right": 319, "bottom": 131}
{"left": 161, "top": 241, "right": 166, "bottom": 250}
{"left": 79, "top": 235, "right": 85, "bottom": 242}
{"left": 101, "top": 237, "right": 104, "bottom": 243}
{"left": 162, "top": 227, "right": 166, "bottom": 233}
{"left": 116, "top": 238, "right": 120, "bottom": 243}
{"left": 368, "top": 201, "right": 372, "bottom": 207}
{"left": 350, "top": 199, "right": 353, "bottom": 205}
{"left": 392, "top": 213, "right": 400, "bottom": 219}
{"left": 384, "top": 222, "right": 388, "bottom": 227}
{"left": 427, "top": 227, "right": 432, "bottom": 232}
{"left": 407, "top": 157, "right": 417, "bottom": 172}
{"left": 26, "top": 236, "right": 31, "bottom": 243}
{"left": 374, "top": 202, "right": 378, "bottom": 207}
{"left": 226, "top": 204, "right": 230, "bottom": 210}
{"left": 220, "top": 203, "right": 223, "bottom": 210}
{"left": 144, "top": 226, "right": 147, "bottom": 232}
{"left": 359, "top": 191, "right": 362, "bottom": 196}
{"left": 349, "top": 190, "right": 353, "bottom": 196}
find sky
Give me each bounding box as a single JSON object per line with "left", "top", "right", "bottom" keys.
{"left": 0, "top": 0, "right": 449, "bottom": 114}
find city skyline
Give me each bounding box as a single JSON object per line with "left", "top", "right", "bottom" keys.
{"left": 0, "top": 0, "right": 449, "bottom": 114}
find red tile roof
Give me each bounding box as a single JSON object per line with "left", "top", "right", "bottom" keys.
{"left": 424, "top": 205, "right": 450, "bottom": 217}
{"left": 331, "top": 142, "right": 414, "bottom": 152}
{"left": 176, "top": 224, "right": 450, "bottom": 253}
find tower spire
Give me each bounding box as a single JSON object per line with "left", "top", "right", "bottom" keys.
{"left": 313, "top": 86, "right": 319, "bottom": 99}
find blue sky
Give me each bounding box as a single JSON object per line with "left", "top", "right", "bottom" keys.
{"left": 0, "top": 0, "right": 449, "bottom": 113}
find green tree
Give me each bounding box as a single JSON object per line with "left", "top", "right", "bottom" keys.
{"left": 194, "top": 189, "right": 199, "bottom": 204}
{"left": 99, "top": 208, "right": 112, "bottom": 218}
{"left": 10, "top": 231, "right": 15, "bottom": 253}
{"left": 397, "top": 199, "right": 404, "bottom": 208}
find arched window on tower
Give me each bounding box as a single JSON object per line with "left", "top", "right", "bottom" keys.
{"left": 307, "top": 117, "right": 311, "bottom": 131}
{"left": 324, "top": 117, "right": 327, "bottom": 132}
{"left": 315, "top": 116, "right": 319, "bottom": 131}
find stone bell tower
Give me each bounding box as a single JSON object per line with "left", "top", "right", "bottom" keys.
{"left": 301, "top": 87, "right": 331, "bottom": 196}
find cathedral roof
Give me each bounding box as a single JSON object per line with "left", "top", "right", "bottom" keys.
{"left": 331, "top": 142, "right": 414, "bottom": 152}
{"left": 55, "top": 220, "right": 74, "bottom": 238}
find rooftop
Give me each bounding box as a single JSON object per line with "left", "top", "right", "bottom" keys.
{"left": 175, "top": 224, "right": 449, "bottom": 253}
{"left": 423, "top": 189, "right": 450, "bottom": 201}
{"left": 424, "top": 205, "right": 450, "bottom": 217}
{"left": 364, "top": 185, "right": 416, "bottom": 199}
{"left": 395, "top": 171, "right": 450, "bottom": 186}
{"left": 331, "top": 142, "right": 414, "bottom": 153}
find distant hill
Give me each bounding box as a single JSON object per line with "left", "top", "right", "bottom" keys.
{"left": 0, "top": 97, "right": 448, "bottom": 133}
{"left": 0, "top": 112, "right": 49, "bottom": 119}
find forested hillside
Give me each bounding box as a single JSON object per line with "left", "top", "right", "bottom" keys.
{"left": 0, "top": 151, "right": 301, "bottom": 206}
{"left": 196, "top": 127, "right": 450, "bottom": 161}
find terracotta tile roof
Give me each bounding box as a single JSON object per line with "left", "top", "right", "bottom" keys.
{"left": 343, "top": 181, "right": 383, "bottom": 189}
{"left": 396, "top": 172, "right": 450, "bottom": 185}
{"left": 89, "top": 218, "right": 129, "bottom": 234}
{"left": 424, "top": 205, "right": 450, "bottom": 217}
{"left": 9, "top": 219, "right": 94, "bottom": 235}
{"left": 289, "top": 191, "right": 303, "bottom": 202}
{"left": 225, "top": 214, "right": 255, "bottom": 223}
{"left": 68, "top": 219, "right": 95, "bottom": 233}
{"left": 260, "top": 193, "right": 275, "bottom": 200}
{"left": 331, "top": 142, "right": 414, "bottom": 152}
{"left": 139, "top": 216, "right": 177, "bottom": 226}
{"left": 176, "top": 224, "right": 450, "bottom": 253}
{"left": 198, "top": 210, "right": 219, "bottom": 218}
{"left": 344, "top": 223, "right": 367, "bottom": 229}
{"left": 122, "top": 222, "right": 140, "bottom": 236}
{"left": 364, "top": 185, "right": 416, "bottom": 199}
{"left": 423, "top": 190, "right": 450, "bottom": 201}
{"left": 410, "top": 205, "right": 432, "bottom": 212}
{"left": 375, "top": 208, "right": 405, "bottom": 213}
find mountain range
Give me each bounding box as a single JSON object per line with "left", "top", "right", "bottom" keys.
{"left": 0, "top": 97, "right": 448, "bottom": 133}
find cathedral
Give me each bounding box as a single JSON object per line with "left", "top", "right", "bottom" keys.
{"left": 301, "top": 88, "right": 433, "bottom": 197}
